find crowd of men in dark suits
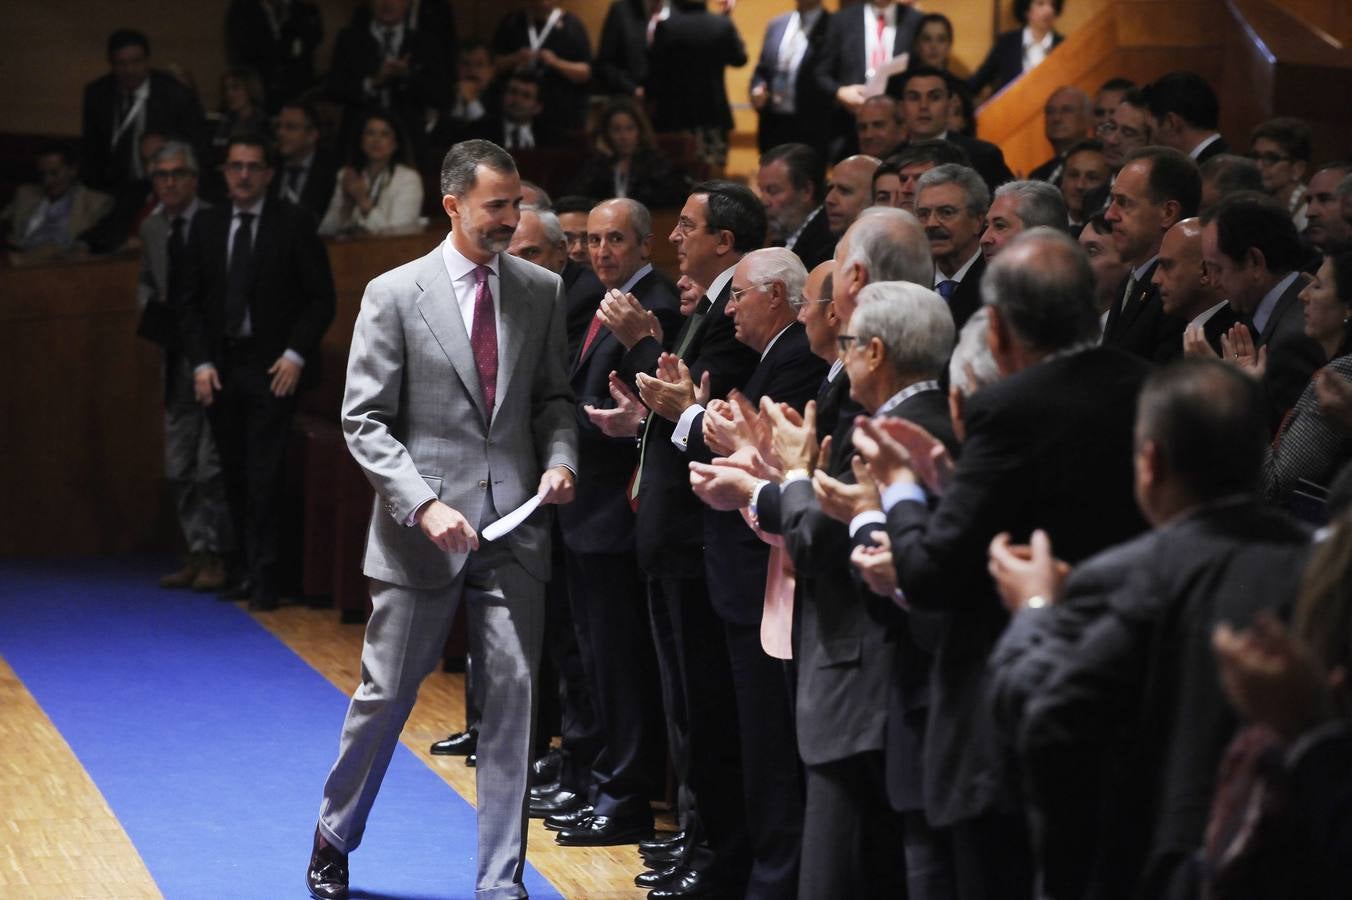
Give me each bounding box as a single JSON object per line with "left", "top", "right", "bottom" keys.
{"left": 38, "top": 4, "right": 1352, "bottom": 899}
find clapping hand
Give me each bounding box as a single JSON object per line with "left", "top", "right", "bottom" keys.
{"left": 1219, "top": 325, "right": 1266, "bottom": 378}
{"left": 689, "top": 459, "right": 760, "bottom": 511}
{"left": 852, "top": 417, "right": 916, "bottom": 489}
{"left": 873, "top": 418, "right": 954, "bottom": 495}
{"left": 1213, "top": 613, "right": 1336, "bottom": 740}
{"left": 584, "top": 371, "right": 649, "bottom": 438}
{"left": 1183, "top": 323, "right": 1217, "bottom": 359}
{"left": 598, "top": 289, "right": 662, "bottom": 349}
{"left": 851, "top": 531, "right": 899, "bottom": 599}
{"left": 636, "top": 353, "right": 709, "bottom": 422}
{"left": 762, "top": 398, "right": 818, "bottom": 473}
{"left": 813, "top": 456, "right": 882, "bottom": 525}
{"left": 987, "top": 530, "right": 1069, "bottom": 613}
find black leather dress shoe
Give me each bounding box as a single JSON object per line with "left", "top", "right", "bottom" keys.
{"left": 543, "top": 804, "right": 594, "bottom": 831}
{"left": 529, "top": 787, "right": 583, "bottom": 818}
{"left": 647, "top": 865, "right": 715, "bottom": 898}
{"left": 530, "top": 748, "right": 563, "bottom": 786}
{"left": 641, "top": 846, "right": 684, "bottom": 869}
{"left": 430, "top": 728, "right": 478, "bottom": 756}
{"left": 639, "top": 831, "right": 687, "bottom": 854}
{"left": 219, "top": 579, "right": 253, "bottom": 601}
{"left": 306, "top": 828, "right": 348, "bottom": 900}
{"left": 529, "top": 780, "right": 561, "bottom": 801}
{"left": 636, "top": 864, "right": 685, "bottom": 890}
{"left": 555, "top": 814, "right": 654, "bottom": 846}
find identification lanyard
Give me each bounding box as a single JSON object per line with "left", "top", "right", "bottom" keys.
{"left": 111, "top": 84, "right": 149, "bottom": 149}
{"left": 527, "top": 8, "right": 563, "bottom": 51}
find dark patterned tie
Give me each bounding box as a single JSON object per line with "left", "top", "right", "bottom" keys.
{"left": 471, "top": 265, "right": 499, "bottom": 420}
{"left": 225, "top": 212, "right": 255, "bottom": 337}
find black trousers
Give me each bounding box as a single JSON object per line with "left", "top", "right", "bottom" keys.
{"left": 724, "top": 619, "right": 804, "bottom": 900}
{"left": 800, "top": 750, "right": 907, "bottom": 899}
{"left": 565, "top": 548, "right": 663, "bottom": 819}
{"left": 207, "top": 342, "right": 296, "bottom": 603}
{"left": 535, "top": 534, "right": 601, "bottom": 787}
{"left": 647, "top": 574, "right": 749, "bottom": 887}
{"left": 950, "top": 812, "right": 1035, "bottom": 900}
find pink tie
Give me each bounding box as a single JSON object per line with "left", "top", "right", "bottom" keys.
{"left": 871, "top": 13, "right": 887, "bottom": 73}
{"left": 471, "top": 265, "right": 498, "bottom": 419}
{"left": 579, "top": 313, "right": 606, "bottom": 359}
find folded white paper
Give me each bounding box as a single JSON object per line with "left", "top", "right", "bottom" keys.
{"left": 481, "top": 492, "right": 544, "bottom": 542}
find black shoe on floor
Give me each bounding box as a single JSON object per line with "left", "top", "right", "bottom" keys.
{"left": 639, "top": 830, "right": 687, "bottom": 854}
{"left": 555, "top": 814, "right": 654, "bottom": 847}
{"left": 530, "top": 748, "right": 563, "bottom": 786}
{"left": 430, "top": 728, "right": 478, "bottom": 756}
{"left": 543, "top": 804, "right": 594, "bottom": 831}
{"left": 647, "top": 865, "right": 716, "bottom": 898}
{"left": 529, "top": 786, "right": 583, "bottom": 818}
{"left": 306, "top": 826, "right": 348, "bottom": 900}
{"left": 636, "top": 864, "right": 685, "bottom": 890}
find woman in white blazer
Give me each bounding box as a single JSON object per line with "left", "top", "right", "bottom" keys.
{"left": 319, "top": 109, "right": 423, "bottom": 236}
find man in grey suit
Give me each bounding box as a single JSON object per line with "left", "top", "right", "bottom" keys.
{"left": 135, "top": 139, "right": 231, "bottom": 592}
{"left": 308, "top": 139, "right": 578, "bottom": 900}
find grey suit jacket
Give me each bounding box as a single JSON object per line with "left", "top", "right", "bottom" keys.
{"left": 343, "top": 242, "right": 578, "bottom": 590}
{"left": 137, "top": 201, "right": 210, "bottom": 307}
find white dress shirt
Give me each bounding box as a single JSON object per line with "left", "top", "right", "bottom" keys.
{"left": 1022, "top": 27, "right": 1055, "bottom": 73}
{"left": 862, "top": 2, "right": 898, "bottom": 80}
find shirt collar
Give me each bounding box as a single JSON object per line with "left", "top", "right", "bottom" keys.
{"left": 784, "top": 205, "right": 821, "bottom": 250}
{"left": 619, "top": 262, "right": 653, "bottom": 295}
{"left": 1131, "top": 253, "right": 1159, "bottom": 283}
{"left": 866, "top": 3, "right": 896, "bottom": 26}
{"left": 707, "top": 264, "right": 737, "bottom": 303}
{"left": 442, "top": 234, "right": 500, "bottom": 284}
{"left": 1022, "top": 27, "right": 1054, "bottom": 51}
{"left": 370, "top": 20, "right": 405, "bottom": 43}
{"left": 937, "top": 247, "right": 982, "bottom": 283}
{"left": 158, "top": 195, "right": 201, "bottom": 222}
{"left": 232, "top": 197, "right": 265, "bottom": 218}
{"left": 827, "top": 358, "right": 845, "bottom": 382}
{"left": 1252, "top": 271, "right": 1300, "bottom": 334}
{"left": 1189, "top": 133, "right": 1223, "bottom": 159}
{"left": 875, "top": 379, "right": 941, "bottom": 417}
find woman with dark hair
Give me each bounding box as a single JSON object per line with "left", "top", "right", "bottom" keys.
{"left": 1260, "top": 250, "right": 1352, "bottom": 505}
{"left": 947, "top": 77, "right": 978, "bottom": 138}
{"left": 319, "top": 109, "right": 424, "bottom": 236}
{"left": 567, "top": 98, "right": 688, "bottom": 208}
{"left": 1250, "top": 117, "right": 1313, "bottom": 231}
{"left": 968, "top": 0, "right": 1065, "bottom": 97}
{"left": 211, "top": 66, "right": 268, "bottom": 158}
{"left": 910, "top": 14, "right": 955, "bottom": 73}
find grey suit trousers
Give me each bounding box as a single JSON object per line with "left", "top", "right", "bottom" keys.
{"left": 318, "top": 528, "right": 545, "bottom": 900}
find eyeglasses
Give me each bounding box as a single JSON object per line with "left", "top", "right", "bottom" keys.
{"left": 224, "top": 161, "right": 269, "bottom": 174}
{"left": 914, "top": 204, "right": 964, "bottom": 224}
{"left": 836, "top": 334, "right": 859, "bottom": 354}
{"left": 1248, "top": 151, "right": 1291, "bottom": 166}
{"left": 1096, "top": 121, "right": 1146, "bottom": 142}
{"left": 729, "top": 282, "right": 768, "bottom": 303}
{"left": 150, "top": 168, "right": 195, "bottom": 181}
{"left": 672, "top": 217, "right": 708, "bottom": 237}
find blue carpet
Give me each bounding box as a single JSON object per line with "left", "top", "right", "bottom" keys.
{"left": 0, "top": 556, "right": 563, "bottom": 900}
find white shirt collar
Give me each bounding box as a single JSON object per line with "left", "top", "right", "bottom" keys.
{"left": 619, "top": 262, "right": 653, "bottom": 295}
{"left": 827, "top": 358, "right": 845, "bottom": 382}
{"left": 370, "top": 20, "right": 405, "bottom": 50}
{"left": 232, "top": 197, "right": 265, "bottom": 218}
{"left": 1131, "top": 253, "right": 1159, "bottom": 283}
{"left": 937, "top": 247, "right": 982, "bottom": 283}
{"left": 865, "top": 2, "right": 896, "bottom": 26}
{"left": 1188, "top": 300, "right": 1228, "bottom": 332}
{"left": 1022, "top": 27, "right": 1054, "bottom": 52}
{"left": 1189, "top": 133, "right": 1223, "bottom": 159}
{"left": 156, "top": 196, "right": 201, "bottom": 223}
{"left": 707, "top": 264, "right": 737, "bottom": 304}
{"left": 442, "top": 234, "right": 500, "bottom": 284}
{"left": 784, "top": 205, "right": 821, "bottom": 251}
{"left": 876, "top": 379, "right": 941, "bottom": 417}
{"left": 1252, "top": 271, "right": 1300, "bottom": 335}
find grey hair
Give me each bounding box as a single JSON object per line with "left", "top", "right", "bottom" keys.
{"left": 1049, "top": 85, "right": 1093, "bottom": 116}
{"left": 440, "top": 139, "right": 517, "bottom": 197}
{"left": 840, "top": 207, "right": 934, "bottom": 286}
{"left": 852, "top": 281, "right": 956, "bottom": 378}
{"left": 531, "top": 208, "right": 565, "bottom": 247}
{"left": 743, "top": 247, "right": 809, "bottom": 308}
{"left": 597, "top": 197, "right": 653, "bottom": 242}
{"left": 992, "top": 180, "right": 1069, "bottom": 231}
{"left": 915, "top": 163, "right": 990, "bottom": 215}
{"left": 151, "top": 139, "right": 198, "bottom": 175}
{"left": 948, "top": 308, "right": 1000, "bottom": 396}
{"left": 521, "top": 179, "right": 552, "bottom": 210}
{"left": 980, "top": 227, "right": 1100, "bottom": 351}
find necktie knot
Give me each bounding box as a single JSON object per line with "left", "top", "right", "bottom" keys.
{"left": 474, "top": 264, "right": 491, "bottom": 287}
{"left": 236, "top": 211, "right": 255, "bottom": 227}
{"left": 937, "top": 279, "right": 958, "bottom": 300}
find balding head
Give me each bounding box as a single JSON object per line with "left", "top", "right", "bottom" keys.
{"left": 588, "top": 198, "right": 653, "bottom": 289}
{"left": 1152, "top": 217, "right": 1214, "bottom": 321}
{"left": 856, "top": 95, "right": 906, "bottom": 159}
{"left": 825, "top": 155, "right": 882, "bottom": 237}
{"left": 798, "top": 260, "right": 840, "bottom": 362}
{"left": 832, "top": 206, "right": 933, "bottom": 326}
{"left": 1044, "top": 86, "right": 1093, "bottom": 152}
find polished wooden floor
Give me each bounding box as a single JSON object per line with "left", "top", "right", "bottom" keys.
{"left": 1, "top": 599, "right": 664, "bottom": 899}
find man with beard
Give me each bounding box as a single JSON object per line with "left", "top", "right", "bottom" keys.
{"left": 307, "top": 140, "right": 577, "bottom": 900}
{"left": 758, "top": 142, "right": 836, "bottom": 268}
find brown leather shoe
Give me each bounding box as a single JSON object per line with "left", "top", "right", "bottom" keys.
{"left": 191, "top": 555, "right": 227, "bottom": 592}
{"left": 159, "top": 555, "right": 201, "bottom": 589}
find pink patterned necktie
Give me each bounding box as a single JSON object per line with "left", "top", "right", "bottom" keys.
{"left": 471, "top": 265, "right": 498, "bottom": 419}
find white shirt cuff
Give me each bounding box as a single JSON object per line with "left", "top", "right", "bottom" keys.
{"left": 283, "top": 349, "right": 306, "bottom": 367}
{"left": 781, "top": 471, "right": 812, "bottom": 486}
{"left": 881, "top": 480, "right": 927, "bottom": 513}
{"left": 670, "top": 403, "right": 705, "bottom": 453}
{"left": 849, "top": 510, "right": 886, "bottom": 538}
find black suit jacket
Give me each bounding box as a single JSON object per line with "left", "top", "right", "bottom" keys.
{"left": 786, "top": 206, "right": 837, "bottom": 270}
{"left": 1256, "top": 272, "right": 1325, "bottom": 432}
{"left": 946, "top": 132, "right": 1015, "bottom": 193}
{"left": 1008, "top": 502, "right": 1308, "bottom": 900}
{"left": 558, "top": 268, "right": 681, "bottom": 556}
{"left": 1029, "top": 155, "right": 1063, "bottom": 183}
{"left": 944, "top": 254, "right": 985, "bottom": 331}
{"left": 691, "top": 323, "right": 827, "bottom": 624}
{"left": 624, "top": 279, "right": 760, "bottom": 580}
{"left": 226, "top": 0, "right": 324, "bottom": 111}
{"left": 562, "top": 262, "right": 606, "bottom": 357}
{"left": 595, "top": 0, "right": 672, "bottom": 95}
{"left": 1103, "top": 262, "right": 1187, "bottom": 363}
{"left": 885, "top": 347, "right": 1151, "bottom": 826}
{"left": 647, "top": 11, "right": 747, "bottom": 132}
{"left": 567, "top": 150, "right": 689, "bottom": 209}
{"left": 271, "top": 150, "right": 339, "bottom": 223}
{"left": 328, "top": 22, "right": 445, "bottom": 138}
{"left": 815, "top": 4, "right": 924, "bottom": 147}
{"left": 1193, "top": 135, "right": 1230, "bottom": 166}
{"left": 751, "top": 9, "right": 834, "bottom": 153}
{"left": 968, "top": 28, "right": 1065, "bottom": 96}
{"left": 492, "top": 10, "right": 593, "bottom": 133}
{"left": 177, "top": 199, "right": 336, "bottom": 388}
{"left": 81, "top": 71, "right": 205, "bottom": 191}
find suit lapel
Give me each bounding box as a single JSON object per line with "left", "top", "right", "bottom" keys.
{"left": 495, "top": 255, "right": 529, "bottom": 408}
{"left": 1259, "top": 275, "right": 1306, "bottom": 344}
{"left": 415, "top": 249, "right": 488, "bottom": 421}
